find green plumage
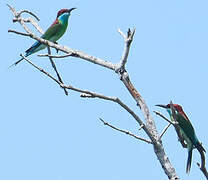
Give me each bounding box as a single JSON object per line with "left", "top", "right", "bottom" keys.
{"left": 156, "top": 103, "right": 206, "bottom": 174}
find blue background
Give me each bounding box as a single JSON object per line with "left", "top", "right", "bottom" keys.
{"left": 1, "top": 0, "right": 208, "bottom": 179}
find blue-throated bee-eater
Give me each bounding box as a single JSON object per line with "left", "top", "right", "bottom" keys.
{"left": 156, "top": 103, "right": 205, "bottom": 174}
{"left": 10, "top": 8, "right": 76, "bottom": 66}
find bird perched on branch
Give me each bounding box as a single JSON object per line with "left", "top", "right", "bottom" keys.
{"left": 10, "top": 8, "right": 76, "bottom": 67}
{"left": 156, "top": 103, "right": 205, "bottom": 174}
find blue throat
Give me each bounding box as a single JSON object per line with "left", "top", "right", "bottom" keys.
{"left": 167, "top": 109, "right": 172, "bottom": 117}
{"left": 58, "top": 13, "right": 70, "bottom": 23}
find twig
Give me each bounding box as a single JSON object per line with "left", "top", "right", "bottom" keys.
{"left": 23, "top": 18, "right": 44, "bottom": 34}
{"left": 8, "top": 29, "right": 30, "bottom": 37}
{"left": 76, "top": 89, "right": 145, "bottom": 129}
{"left": 20, "top": 54, "right": 60, "bottom": 84}
{"left": 159, "top": 123, "right": 171, "bottom": 140}
{"left": 154, "top": 110, "right": 176, "bottom": 140}
{"left": 196, "top": 139, "right": 208, "bottom": 179}
{"left": 7, "top": 4, "right": 40, "bottom": 22}
{"left": 138, "top": 124, "right": 144, "bottom": 130}
{"left": 118, "top": 28, "right": 127, "bottom": 39}
{"left": 7, "top": 4, "right": 16, "bottom": 16}
{"left": 115, "top": 28, "right": 136, "bottom": 73}
{"left": 47, "top": 47, "right": 68, "bottom": 95}
{"left": 197, "top": 151, "right": 208, "bottom": 179}
{"left": 99, "top": 118, "right": 152, "bottom": 144}
{"left": 18, "top": 10, "right": 40, "bottom": 21}
{"left": 153, "top": 111, "right": 176, "bottom": 125}
{"left": 38, "top": 53, "right": 72, "bottom": 58}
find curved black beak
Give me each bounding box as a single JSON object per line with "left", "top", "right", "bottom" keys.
{"left": 155, "top": 104, "right": 168, "bottom": 109}
{"left": 68, "top": 7, "right": 77, "bottom": 13}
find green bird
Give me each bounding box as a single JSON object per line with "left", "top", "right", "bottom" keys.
{"left": 156, "top": 103, "right": 206, "bottom": 173}
{"left": 10, "top": 8, "right": 76, "bottom": 66}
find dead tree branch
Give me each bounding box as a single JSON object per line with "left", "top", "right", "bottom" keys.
{"left": 154, "top": 110, "right": 176, "bottom": 125}
{"left": 159, "top": 123, "right": 171, "bottom": 140}
{"left": 38, "top": 54, "right": 72, "bottom": 58}
{"left": 197, "top": 152, "right": 208, "bottom": 179}
{"left": 21, "top": 54, "right": 143, "bottom": 128}
{"left": 114, "top": 28, "right": 179, "bottom": 179}
{"left": 99, "top": 118, "right": 152, "bottom": 144}
{"left": 9, "top": 5, "right": 180, "bottom": 179}
{"left": 47, "top": 47, "right": 68, "bottom": 95}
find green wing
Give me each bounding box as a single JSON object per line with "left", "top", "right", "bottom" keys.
{"left": 176, "top": 113, "right": 198, "bottom": 144}
{"left": 41, "top": 20, "right": 62, "bottom": 41}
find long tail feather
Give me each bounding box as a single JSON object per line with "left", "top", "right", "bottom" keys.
{"left": 186, "top": 148, "right": 193, "bottom": 174}
{"left": 8, "top": 57, "right": 24, "bottom": 68}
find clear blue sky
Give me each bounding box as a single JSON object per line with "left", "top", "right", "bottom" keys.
{"left": 1, "top": 0, "right": 208, "bottom": 179}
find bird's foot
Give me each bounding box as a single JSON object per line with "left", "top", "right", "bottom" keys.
{"left": 54, "top": 42, "right": 59, "bottom": 53}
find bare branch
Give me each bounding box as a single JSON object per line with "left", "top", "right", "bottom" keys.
{"left": 138, "top": 124, "right": 144, "bottom": 131}
{"left": 118, "top": 28, "right": 127, "bottom": 39}
{"left": 72, "top": 87, "right": 145, "bottom": 128}
{"left": 7, "top": 4, "right": 16, "bottom": 17}
{"left": 18, "top": 10, "right": 40, "bottom": 21}
{"left": 47, "top": 47, "right": 68, "bottom": 95}
{"left": 21, "top": 54, "right": 144, "bottom": 129}
{"left": 197, "top": 150, "right": 208, "bottom": 179}
{"left": 38, "top": 53, "right": 72, "bottom": 58}
{"left": 154, "top": 110, "right": 176, "bottom": 125}
{"left": 99, "top": 118, "right": 152, "bottom": 144}
{"left": 12, "top": 29, "right": 115, "bottom": 70}
{"left": 8, "top": 5, "right": 33, "bottom": 35}
{"left": 153, "top": 110, "right": 173, "bottom": 140}
{"left": 9, "top": 6, "right": 180, "bottom": 179}
{"left": 113, "top": 29, "right": 179, "bottom": 179}
{"left": 8, "top": 29, "right": 30, "bottom": 37}
{"left": 159, "top": 123, "right": 171, "bottom": 140}
{"left": 7, "top": 4, "right": 40, "bottom": 21}
{"left": 23, "top": 18, "right": 44, "bottom": 34}
{"left": 20, "top": 54, "right": 61, "bottom": 84}
{"left": 115, "top": 28, "right": 136, "bottom": 73}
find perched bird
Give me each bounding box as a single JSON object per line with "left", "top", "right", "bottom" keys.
{"left": 10, "top": 8, "right": 76, "bottom": 66}
{"left": 156, "top": 103, "right": 205, "bottom": 173}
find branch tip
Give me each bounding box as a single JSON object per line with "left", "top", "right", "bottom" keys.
{"left": 99, "top": 118, "right": 152, "bottom": 144}
{"left": 118, "top": 28, "right": 126, "bottom": 39}
{"left": 18, "top": 10, "right": 40, "bottom": 21}
{"left": 138, "top": 124, "right": 144, "bottom": 130}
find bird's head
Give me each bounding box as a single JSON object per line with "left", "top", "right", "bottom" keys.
{"left": 156, "top": 103, "right": 183, "bottom": 116}
{"left": 56, "top": 8, "right": 76, "bottom": 19}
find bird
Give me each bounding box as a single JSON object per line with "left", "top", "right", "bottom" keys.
{"left": 156, "top": 103, "right": 206, "bottom": 174}
{"left": 10, "top": 8, "right": 76, "bottom": 67}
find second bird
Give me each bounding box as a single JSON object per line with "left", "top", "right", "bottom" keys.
{"left": 156, "top": 103, "right": 206, "bottom": 174}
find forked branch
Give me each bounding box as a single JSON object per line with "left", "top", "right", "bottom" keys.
{"left": 9, "top": 5, "right": 179, "bottom": 179}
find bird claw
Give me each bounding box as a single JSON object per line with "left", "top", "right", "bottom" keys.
{"left": 54, "top": 41, "right": 59, "bottom": 53}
